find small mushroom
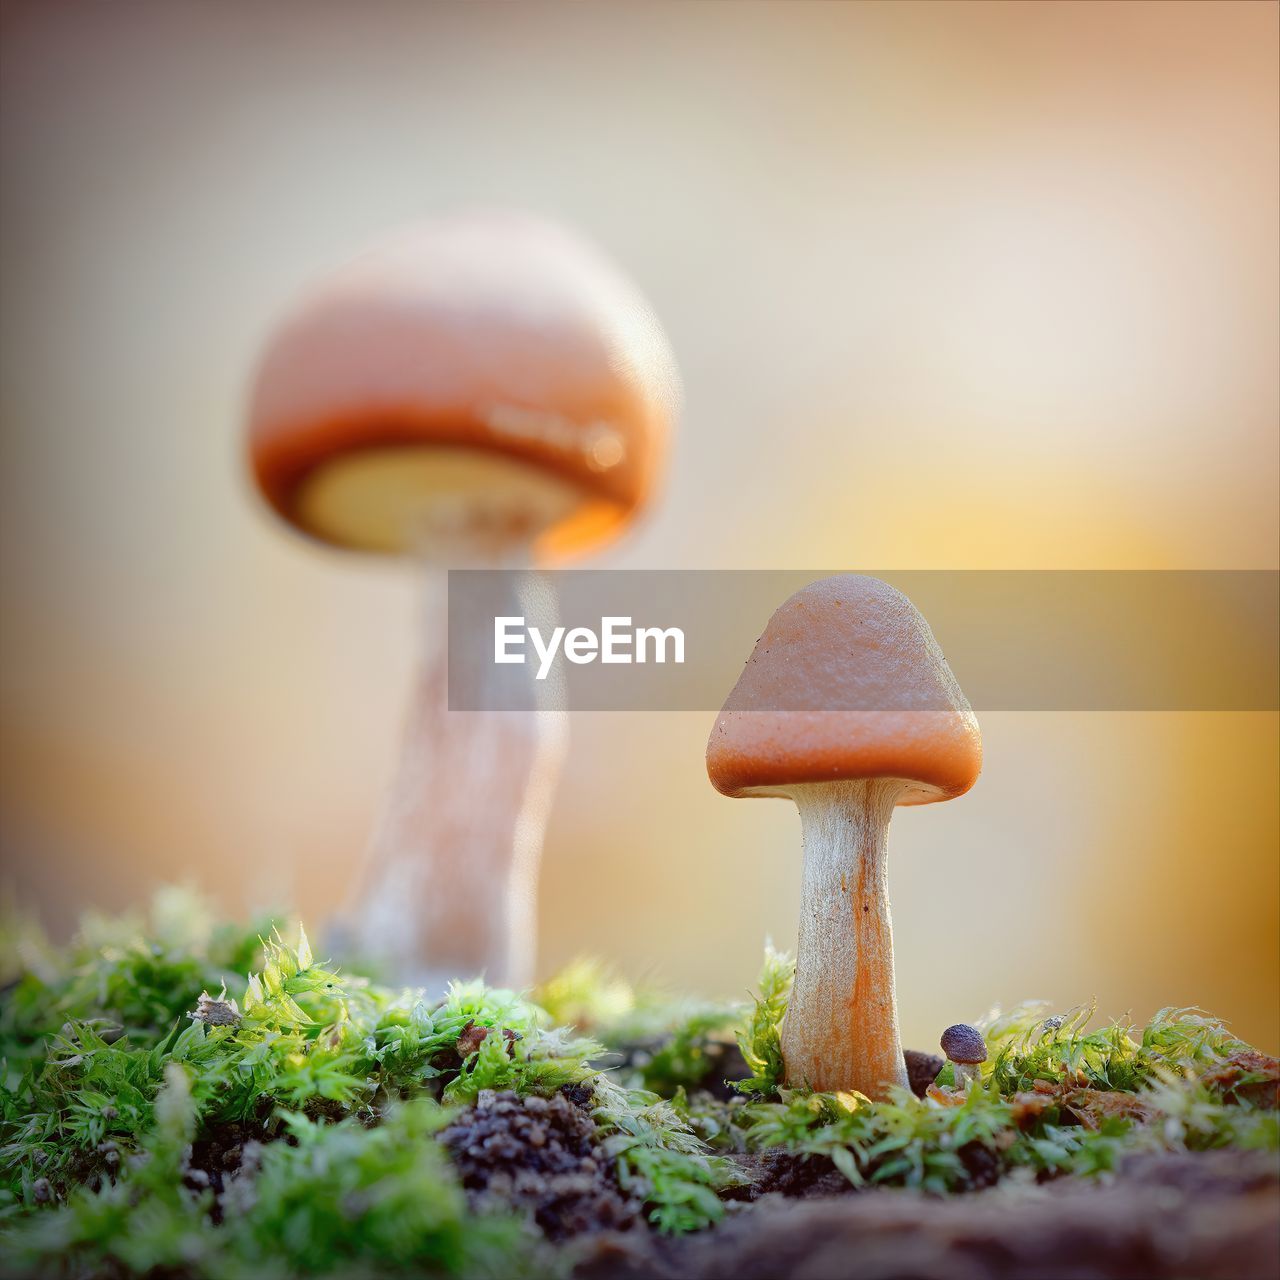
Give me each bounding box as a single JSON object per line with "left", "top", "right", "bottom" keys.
{"left": 707, "top": 576, "right": 981, "bottom": 1098}
{"left": 191, "top": 989, "right": 242, "bottom": 1027}
{"left": 940, "top": 1023, "right": 988, "bottom": 1091}
{"left": 247, "top": 212, "right": 677, "bottom": 988}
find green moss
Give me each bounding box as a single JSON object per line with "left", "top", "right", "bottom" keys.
{"left": 1, "top": 892, "right": 1275, "bottom": 1278}
{"left": 6, "top": 1065, "right": 534, "bottom": 1280}
{"left": 731, "top": 945, "right": 795, "bottom": 1098}
{"left": 0, "top": 892, "right": 738, "bottom": 1278}
{"left": 535, "top": 959, "right": 743, "bottom": 1098}
{"left": 721, "top": 955, "right": 1278, "bottom": 1192}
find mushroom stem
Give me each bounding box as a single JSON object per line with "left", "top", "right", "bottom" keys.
{"left": 345, "top": 564, "right": 566, "bottom": 991}
{"left": 783, "top": 778, "right": 909, "bottom": 1098}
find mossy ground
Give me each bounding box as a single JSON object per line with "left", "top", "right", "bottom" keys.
{"left": 1, "top": 892, "right": 1276, "bottom": 1279}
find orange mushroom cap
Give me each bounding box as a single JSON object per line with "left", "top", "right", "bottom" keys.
{"left": 246, "top": 211, "right": 678, "bottom": 561}
{"left": 706, "top": 575, "right": 981, "bottom": 804}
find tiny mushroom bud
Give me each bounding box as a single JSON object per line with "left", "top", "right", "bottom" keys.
{"left": 191, "top": 990, "right": 242, "bottom": 1027}
{"left": 707, "top": 576, "right": 981, "bottom": 1099}
{"left": 247, "top": 211, "right": 677, "bottom": 989}
{"left": 940, "top": 1023, "right": 988, "bottom": 1091}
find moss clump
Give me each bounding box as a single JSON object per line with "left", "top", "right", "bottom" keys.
{"left": 692, "top": 950, "right": 1278, "bottom": 1196}
{"left": 0, "top": 892, "right": 734, "bottom": 1278}
{"left": 1, "top": 891, "right": 1276, "bottom": 1278}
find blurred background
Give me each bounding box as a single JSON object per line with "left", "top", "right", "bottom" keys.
{"left": 2, "top": 2, "right": 1276, "bottom": 1049}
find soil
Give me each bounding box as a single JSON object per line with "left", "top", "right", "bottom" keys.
{"left": 166, "top": 1043, "right": 1280, "bottom": 1277}
{"left": 574, "top": 1149, "right": 1280, "bottom": 1280}
{"left": 184, "top": 1118, "right": 272, "bottom": 1223}
{"left": 725, "top": 1130, "right": 1000, "bottom": 1203}
{"left": 439, "top": 1086, "right": 640, "bottom": 1242}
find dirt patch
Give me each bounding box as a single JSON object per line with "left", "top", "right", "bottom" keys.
{"left": 184, "top": 1120, "right": 270, "bottom": 1222}
{"left": 728, "top": 1137, "right": 1001, "bottom": 1202}
{"left": 727, "top": 1150, "right": 852, "bottom": 1201}
{"left": 439, "top": 1086, "right": 640, "bottom": 1241}
{"left": 576, "top": 1149, "right": 1280, "bottom": 1280}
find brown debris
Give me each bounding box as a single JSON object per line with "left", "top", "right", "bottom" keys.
{"left": 1007, "top": 1083, "right": 1154, "bottom": 1130}
{"left": 1008, "top": 1089, "right": 1057, "bottom": 1127}
{"left": 454, "top": 1019, "right": 521, "bottom": 1059}
{"left": 1062, "top": 1088, "right": 1155, "bottom": 1129}
{"left": 1201, "top": 1050, "right": 1280, "bottom": 1108}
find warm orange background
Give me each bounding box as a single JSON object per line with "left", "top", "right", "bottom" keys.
{"left": 2, "top": 2, "right": 1276, "bottom": 1050}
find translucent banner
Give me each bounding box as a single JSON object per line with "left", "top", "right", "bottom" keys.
{"left": 447, "top": 571, "right": 1279, "bottom": 712}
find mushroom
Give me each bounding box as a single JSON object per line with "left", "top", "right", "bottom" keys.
{"left": 247, "top": 211, "right": 677, "bottom": 989}
{"left": 940, "top": 1023, "right": 988, "bottom": 1091}
{"left": 706, "top": 575, "right": 981, "bottom": 1098}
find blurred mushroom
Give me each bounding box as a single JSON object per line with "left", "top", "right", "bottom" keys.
{"left": 941, "top": 1023, "right": 988, "bottom": 1091}
{"left": 247, "top": 212, "right": 677, "bottom": 988}
{"left": 903, "top": 1048, "right": 946, "bottom": 1097}
{"left": 706, "top": 575, "right": 981, "bottom": 1098}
